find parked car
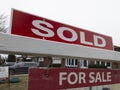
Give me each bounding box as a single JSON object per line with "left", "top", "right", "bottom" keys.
{"left": 9, "top": 62, "right": 38, "bottom": 74}
{"left": 2, "top": 62, "right": 15, "bottom": 66}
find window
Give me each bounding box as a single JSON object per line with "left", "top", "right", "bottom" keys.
{"left": 52, "top": 57, "right": 61, "bottom": 64}
{"left": 106, "top": 61, "right": 111, "bottom": 68}
{"left": 106, "top": 62, "right": 110, "bottom": 67}
{"left": 80, "top": 59, "right": 88, "bottom": 68}
{"left": 96, "top": 61, "right": 100, "bottom": 65}
{"left": 75, "top": 59, "right": 78, "bottom": 65}
{"left": 24, "top": 62, "right": 38, "bottom": 67}
{"left": 65, "top": 58, "right": 78, "bottom": 67}
{"left": 101, "top": 61, "right": 105, "bottom": 65}
{"left": 83, "top": 60, "right": 87, "bottom": 67}
{"left": 24, "top": 63, "right": 29, "bottom": 67}
{"left": 52, "top": 57, "right": 61, "bottom": 67}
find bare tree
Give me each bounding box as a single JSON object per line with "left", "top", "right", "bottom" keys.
{"left": 0, "top": 14, "right": 8, "bottom": 33}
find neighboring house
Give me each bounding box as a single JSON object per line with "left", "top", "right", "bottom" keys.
{"left": 1, "top": 45, "right": 120, "bottom": 69}
{"left": 33, "top": 45, "right": 120, "bottom": 69}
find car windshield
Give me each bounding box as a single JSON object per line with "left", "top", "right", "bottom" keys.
{"left": 24, "top": 62, "right": 37, "bottom": 67}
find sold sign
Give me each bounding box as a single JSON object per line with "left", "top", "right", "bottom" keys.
{"left": 11, "top": 9, "right": 113, "bottom": 50}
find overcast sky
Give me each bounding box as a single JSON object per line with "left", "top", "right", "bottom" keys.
{"left": 0, "top": 0, "right": 120, "bottom": 46}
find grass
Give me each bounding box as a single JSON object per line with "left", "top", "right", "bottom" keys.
{"left": 0, "top": 75, "right": 28, "bottom": 90}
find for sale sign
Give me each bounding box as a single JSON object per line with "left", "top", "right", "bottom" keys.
{"left": 11, "top": 9, "right": 113, "bottom": 50}
{"left": 28, "top": 68, "right": 120, "bottom": 90}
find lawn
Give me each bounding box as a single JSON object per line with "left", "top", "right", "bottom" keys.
{"left": 0, "top": 75, "right": 28, "bottom": 90}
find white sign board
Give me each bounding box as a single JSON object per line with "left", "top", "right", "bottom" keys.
{"left": 0, "top": 67, "right": 8, "bottom": 79}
